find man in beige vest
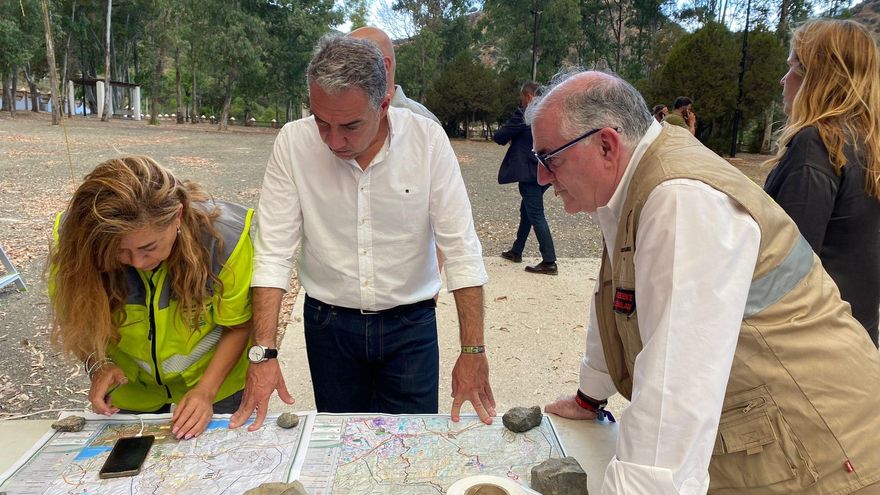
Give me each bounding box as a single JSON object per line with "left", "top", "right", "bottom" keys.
{"left": 531, "top": 70, "right": 880, "bottom": 494}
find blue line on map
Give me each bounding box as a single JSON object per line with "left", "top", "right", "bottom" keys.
{"left": 75, "top": 446, "right": 112, "bottom": 460}
{"left": 207, "top": 419, "right": 231, "bottom": 430}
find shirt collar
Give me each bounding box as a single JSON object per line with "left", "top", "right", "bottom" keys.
{"left": 595, "top": 120, "right": 662, "bottom": 241}
{"left": 390, "top": 84, "right": 405, "bottom": 107}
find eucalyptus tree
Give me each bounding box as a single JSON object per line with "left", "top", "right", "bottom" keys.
{"left": 0, "top": 16, "right": 29, "bottom": 114}
{"left": 480, "top": 0, "right": 581, "bottom": 82}
{"left": 392, "top": 0, "right": 478, "bottom": 101}
{"left": 258, "top": 0, "right": 342, "bottom": 122}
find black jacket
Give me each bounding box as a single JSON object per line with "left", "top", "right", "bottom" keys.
{"left": 494, "top": 108, "right": 538, "bottom": 184}
{"left": 765, "top": 126, "right": 880, "bottom": 345}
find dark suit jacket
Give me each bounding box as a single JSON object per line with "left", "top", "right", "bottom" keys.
{"left": 494, "top": 108, "right": 538, "bottom": 184}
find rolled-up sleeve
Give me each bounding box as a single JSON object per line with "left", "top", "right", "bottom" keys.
{"left": 429, "top": 131, "right": 488, "bottom": 291}
{"left": 251, "top": 125, "right": 304, "bottom": 291}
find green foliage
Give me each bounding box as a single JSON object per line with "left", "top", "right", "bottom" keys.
{"left": 739, "top": 27, "right": 787, "bottom": 123}
{"left": 4, "top": 0, "right": 793, "bottom": 142}
{"left": 643, "top": 21, "right": 787, "bottom": 153}
{"left": 344, "top": 0, "right": 371, "bottom": 29}
{"left": 396, "top": 29, "right": 443, "bottom": 101}
{"left": 0, "top": 18, "right": 29, "bottom": 74}
{"left": 481, "top": 0, "right": 581, "bottom": 81}
{"left": 425, "top": 51, "right": 500, "bottom": 134}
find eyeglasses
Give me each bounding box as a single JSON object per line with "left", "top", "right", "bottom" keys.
{"left": 533, "top": 127, "right": 619, "bottom": 173}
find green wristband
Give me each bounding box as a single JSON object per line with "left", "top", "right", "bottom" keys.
{"left": 461, "top": 345, "right": 486, "bottom": 354}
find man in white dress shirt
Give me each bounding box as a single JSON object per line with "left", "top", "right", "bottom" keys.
{"left": 534, "top": 70, "right": 880, "bottom": 494}
{"left": 229, "top": 35, "right": 495, "bottom": 431}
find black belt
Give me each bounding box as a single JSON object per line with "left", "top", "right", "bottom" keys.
{"left": 305, "top": 295, "right": 436, "bottom": 315}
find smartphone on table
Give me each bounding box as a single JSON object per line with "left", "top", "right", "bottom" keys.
{"left": 98, "top": 435, "right": 155, "bottom": 479}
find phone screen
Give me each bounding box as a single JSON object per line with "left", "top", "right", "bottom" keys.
{"left": 98, "top": 435, "right": 155, "bottom": 479}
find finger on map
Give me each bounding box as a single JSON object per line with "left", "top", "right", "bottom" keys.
{"left": 248, "top": 404, "right": 267, "bottom": 432}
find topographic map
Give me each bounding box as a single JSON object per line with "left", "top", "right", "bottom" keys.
{"left": 297, "top": 414, "right": 565, "bottom": 495}
{"left": 0, "top": 415, "right": 305, "bottom": 495}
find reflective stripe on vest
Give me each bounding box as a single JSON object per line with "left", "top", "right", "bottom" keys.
{"left": 161, "top": 326, "right": 223, "bottom": 373}
{"left": 134, "top": 358, "right": 152, "bottom": 375}
{"left": 744, "top": 235, "right": 813, "bottom": 319}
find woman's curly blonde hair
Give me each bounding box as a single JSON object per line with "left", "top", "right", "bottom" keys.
{"left": 50, "top": 156, "right": 223, "bottom": 363}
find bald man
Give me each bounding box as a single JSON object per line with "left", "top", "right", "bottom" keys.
{"left": 349, "top": 26, "right": 441, "bottom": 124}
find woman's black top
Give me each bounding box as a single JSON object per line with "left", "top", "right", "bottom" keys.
{"left": 765, "top": 126, "right": 880, "bottom": 347}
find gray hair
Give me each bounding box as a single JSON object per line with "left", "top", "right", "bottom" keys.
{"left": 525, "top": 68, "right": 653, "bottom": 149}
{"left": 307, "top": 34, "right": 387, "bottom": 110}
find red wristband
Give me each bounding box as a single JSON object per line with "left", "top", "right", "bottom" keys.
{"left": 575, "top": 390, "right": 616, "bottom": 422}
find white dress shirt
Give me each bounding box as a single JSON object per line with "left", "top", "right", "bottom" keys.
{"left": 251, "top": 106, "right": 487, "bottom": 310}
{"left": 390, "top": 85, "right": 441, "bottom": 124}
{"left": 579, "top": 122, "right": 762, "bottom": 494}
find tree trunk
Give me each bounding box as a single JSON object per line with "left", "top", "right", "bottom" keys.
{"left": 761, "top": 100, "right": 776, "bottom": 154}
{"left": 190, "top": 42, "right": 198, "bottom": 124}
{"left": 41, "top": 0, "right": 62, "bottom": 125}
{"left": 219, "top": 71, "right": 236, "bottom": 131}
{"left": 101, "top": 0, "right": 112, "bottom": 121}
{"left": 24, "top": 64, "right": 39, "bottom": 112}
{"left": 2, "top": 72, "right": 11, "bottom": 113}
{"left": 61, "top": 1, "right": 75, "bottom": 117}
{"left": 149, "top": 8, "right": 169, "bottom": 126}
{"left": 175, "top": 45, "right": 183, "bottom": 124}
{"left": 12, "top": 68, "right": 19, "bottom": 116}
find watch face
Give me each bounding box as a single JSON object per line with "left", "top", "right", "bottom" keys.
{"left": 248, "top": 346, "right": 264, "bottom": 362}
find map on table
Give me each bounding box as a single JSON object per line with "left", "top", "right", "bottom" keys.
{"left": 0, "top": 415, "right": 305, "bottom": 495}
{"left": 297, "top": 414, "right": 565, "bottom": 495}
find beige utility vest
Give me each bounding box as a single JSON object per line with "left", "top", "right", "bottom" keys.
{"left": 596, "top": 125, "right": 880, "bottom": 494}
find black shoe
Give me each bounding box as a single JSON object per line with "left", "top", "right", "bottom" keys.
{"left": 525, "top": 261, "right": 558, "bottom": 275}
{"left": 501, "top": 250, "right": 522, "bottom": 263}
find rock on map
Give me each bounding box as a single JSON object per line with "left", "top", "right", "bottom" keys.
{"left": 297, "top": 414, "right": 565, "bottom": 494}
{"left": 0, "top": 415, "right": 305, "bottom": 495}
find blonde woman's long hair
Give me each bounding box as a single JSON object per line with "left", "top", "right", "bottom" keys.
{"left": 50, "top": 156, "right": 224, "bottom": 363}
{"left": 768, "top": 19, "right": 880, "bottom": 200}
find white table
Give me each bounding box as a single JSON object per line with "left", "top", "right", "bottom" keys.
{"left": 0, "top": 416, "right": 617, "bottom": 493}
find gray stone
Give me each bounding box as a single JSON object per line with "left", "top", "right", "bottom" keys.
{"left": 530, "top": 456, "right": 588, "bottom": 495}
{"left": 244, "top": 481, "right": 307, "bottom": 495}
{"left": 51, "top": 415, "right": 85, "bottom": 432}
{"left": 280, "top": 482, "right": 309, "bottom": 495}
{"left": 502, "top": 406, "right": 542, "bottom": 433}
{"left": 276, "top": 412, "right": 300, "bottom": 429}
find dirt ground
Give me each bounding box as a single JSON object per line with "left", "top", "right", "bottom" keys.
{"left": 0, "top": 112, "right": 771, "bottom": 418}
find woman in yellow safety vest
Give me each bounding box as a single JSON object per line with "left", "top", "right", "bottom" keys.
{"left": 50, "top": 156, "right": 254, "bottom": 440}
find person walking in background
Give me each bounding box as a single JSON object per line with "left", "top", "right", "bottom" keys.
{"left": 533, "top": 69, "right": 880, "bottom": 494}
{"left": 663, "top": 96, "right": 696, "bottom": 135}
{"left": 652, "top": 104, "right": 668, "bottom": 123}
{"left": 230, "top": 35, "right": 494, "bottom": 432}
{"left": 495, "top": 82, "right": 558, "bottom": 275}
{"left": 764, "top": 18, "right": 880, "bottom": 347}
{"left": 50, "top": 156, "right": 254, "bottom": 440}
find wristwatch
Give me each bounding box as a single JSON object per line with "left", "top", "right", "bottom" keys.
{"left": 247, "top": 344, "right": 278, "bottom": 363}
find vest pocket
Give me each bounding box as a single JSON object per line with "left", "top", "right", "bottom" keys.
{"left": 710, "top": 385, "right": 818, "bottom": 492}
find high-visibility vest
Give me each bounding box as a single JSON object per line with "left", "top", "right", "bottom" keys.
{"left": 54, "top": 200, "right": 254, "bottom": 412}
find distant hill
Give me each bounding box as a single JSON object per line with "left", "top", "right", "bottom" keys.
{"left": 850, "top": 0, "right": 880, "bottom": 36}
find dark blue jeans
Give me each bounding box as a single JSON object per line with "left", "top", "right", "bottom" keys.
{"left": 511, "top": 182, "right": 556, "bottom": 262}
{"left": 303, "top": 295, "right": 440, "bottom": 414}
